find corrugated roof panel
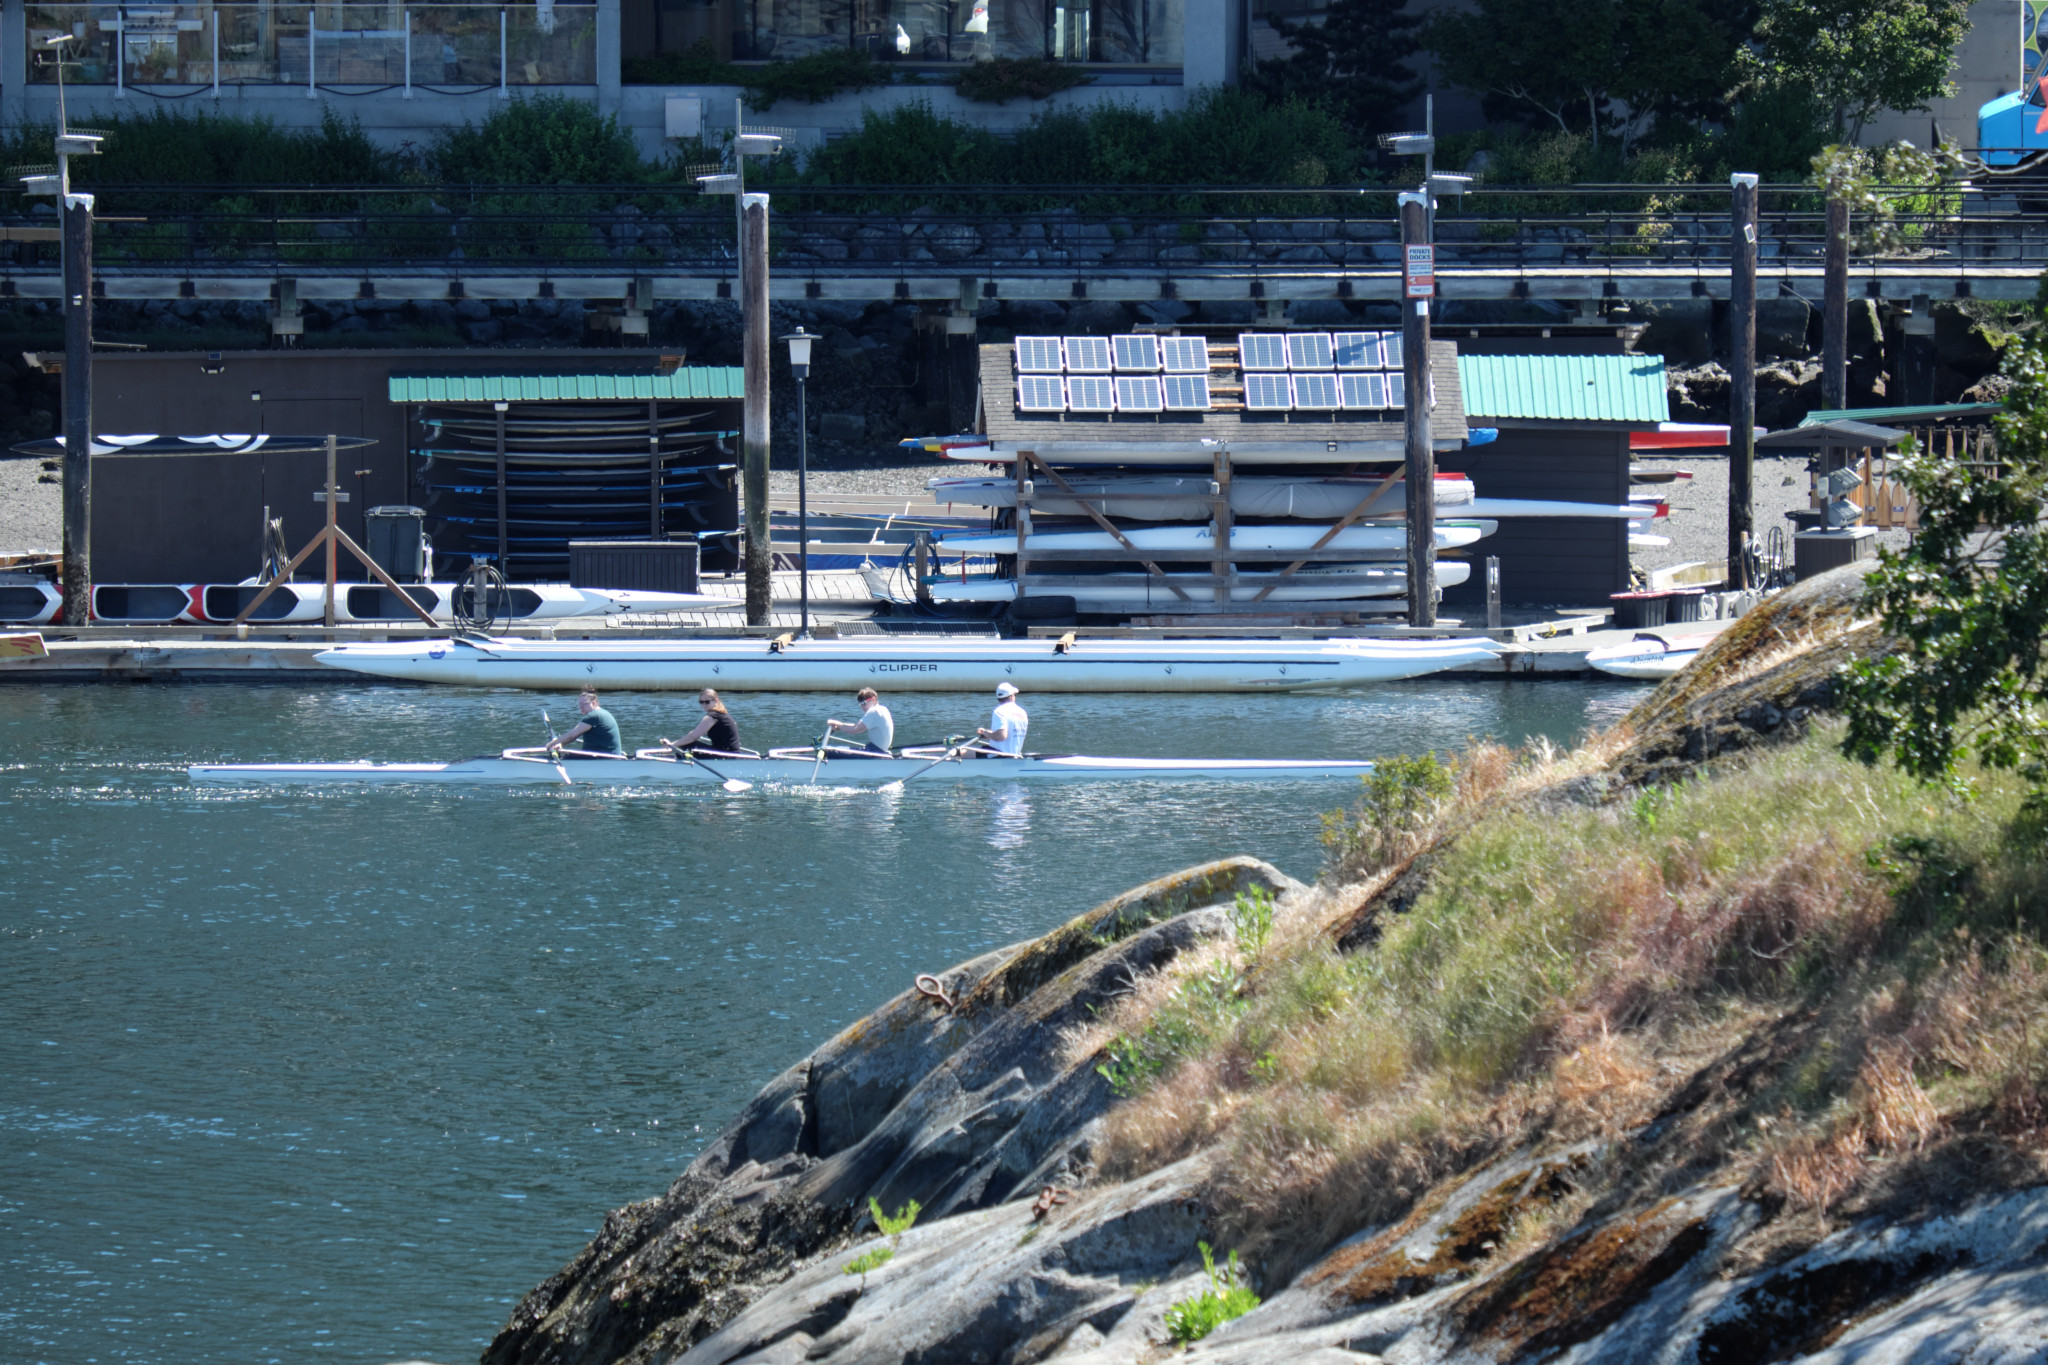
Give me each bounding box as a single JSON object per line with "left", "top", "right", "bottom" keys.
{"left": 1456, "top": 354, "right": 1669, "bottom": 424}
{"left": 1801, "top": 402, "right": 2003, "bottom": 426}
{"left": 386, "top": 369, "right": 745, "bottom": 403}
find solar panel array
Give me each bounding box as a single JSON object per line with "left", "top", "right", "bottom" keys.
{"left": 1233, "top": 330, "right": 1407, "bottom": 412}
{"left": 1015, "top": 332, "right": 1409, "bottom": 414}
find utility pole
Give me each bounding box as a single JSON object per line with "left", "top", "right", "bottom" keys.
{"left": 1728, "top": 173, "right": 1759, "bottom": 591}
{"left": 1821, "top": 194, "right": 1849, "bottom": 411}
{"left": 1400, "top": 190, "right": 1435, "bottom": 628}
{"left": 741, "top": 193, "right": 771, "bottom": 624}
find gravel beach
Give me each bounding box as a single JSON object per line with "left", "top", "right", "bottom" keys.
{"left": 0, "top": 454, "right": 60, "bottom": 554}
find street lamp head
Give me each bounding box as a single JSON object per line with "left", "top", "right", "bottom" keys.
{"left": 696, "top": 172, "right": 741, "bottom": 195}
{"left": 782, "top": 326, "right": 814, "bottom": 378}
{"left": 734, "top": 133, "right": 783, "bottom": 157}
{"left": 1379, "top": 132, "right": 1434, "bottom": 156}
{"left": 1426, "top": 172, "right": 1473, "bottom": 199}
{"left": 18, "top": 173, "right": 61, "bottom": 196}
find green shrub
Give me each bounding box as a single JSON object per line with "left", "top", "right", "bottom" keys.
{"left": 841, "top": 1246, "right": 893, "bottom": 1276}
{"left": 1320, "top": 752, "right": 1455, "bottom": 878}
{"left": 746, "top": 48, "right": 891, "bottom": 111}
{"left": 432, "top": 94, "right": 647, "bottom": 183}
{"left": 1163, "top": 1242, "right": 1259, "bottom": 1343}
{"left": 953, "top": 56, "right": 1093, "bottom": 103}
{"left": 1230, "top": 885, "right": 1276, "bottom": 962}
{"left": 1097, "top": 961, "right": 1246, "bottom": 1096}
{"left": 869, "top": 1196, "right": 920, "bottom": 1236}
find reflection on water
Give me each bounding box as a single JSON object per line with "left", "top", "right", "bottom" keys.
{"left": 0, "top": 678, "right": 1646, "bottom": 1364}
{"left": 988, "top": 783, "right": 1031, "bottom": 851}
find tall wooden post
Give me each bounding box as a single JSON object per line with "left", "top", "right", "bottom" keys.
{"left": 1400, "top": 191, "right": 1436, "bottom": 628}
{"left": 741, "top": 193, "right": 772, "bottom": 624}
{"left": 493, "top": 401, "right": 509, "bottom": 577}
{"left": 1211, "top": 448, "right": 1232, "bottom": 603}
{"left": 60, "top": 192, "right": 92, "bottom": 626}
{"left": 1728, "top": 173, "right": 1759, "bottom": 590}
{"left": 1822, "top": 195, "right": 1849, "bottom": 411}
{"left": 648, "top": 396, "right": 662, "bottom": 539}
{"left": 321, "top": 433, "right": 338, "bottom": 626}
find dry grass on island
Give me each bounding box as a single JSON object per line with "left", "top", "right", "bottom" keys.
{"left": 1076, "top": 712, "right": 2048, "bottom": 1293}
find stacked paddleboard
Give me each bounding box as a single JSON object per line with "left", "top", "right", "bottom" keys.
{"left": 413, "top": 403, "right": 740, "bottom": 580}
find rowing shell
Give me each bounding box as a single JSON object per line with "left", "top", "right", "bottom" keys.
{"left": 313, "top": 634, "right": 1505, "bottom": 692}
{"left": 187, "top": 746, "right": 1378, "bottom": 786}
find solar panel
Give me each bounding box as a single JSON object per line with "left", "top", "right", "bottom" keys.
{"left": 1017, "top": 375, "right": 1065, "bottom": 412}
{"left": 1114, "top": 376, "right": 1163, "bottom": 412}
{"left": 1015, "top": 337, "right": 1063, "bottom": 373}
{"left": 1111, "top": 334, "right": 1160, "bottom": 372}
{"left": 1066, "top": 375, "right": 1115, "bottom": 411}
{"left": 1161, "top": 374, "right": 1211, "bottom": 410}
{"left": 1338, "top": 372, "right": 1388, "bottom": 410}
{"left": 1293, "top": 373, "right": 1340, "bottom": 410}
{"left": 1244, "top": 372, "right": 1293, "bottom": 410}
{"left": 1333, "top": 331, "right": 1382, "bottom": 369}
{"left": 1063, "top": 336, "right": 1112, "bottom": 373}
{"left": 1381, "top": 333, "right": 1403, "bottom": 369}
{"left": 1287, "top": 333, "right": 1334, "bottom": 370}
{"left": 1386, "top": 372, "right": 1407, "bottom": 408}
{"left": 1160, "top": 336, "right": 1210, "bottom": 373}
{"left": 1238, "top": 333, "right": 1289, "bottom": 371}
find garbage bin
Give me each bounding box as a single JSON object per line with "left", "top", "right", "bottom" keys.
{"left": 365, "top": 505, "right": 427, "bottom": 583}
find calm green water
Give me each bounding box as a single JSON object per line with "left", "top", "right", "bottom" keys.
{"left": 0, "top": 679, "right": 1644, "bottom": 1365}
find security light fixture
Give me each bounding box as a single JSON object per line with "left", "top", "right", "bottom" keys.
{"left": 18, "top": 174, "right": 60, "bottom": 196}
{"left": 1427, "top": 173, "right": 1473, "bottom": 198}
{"left": 1379, "top": 133, "right": 1434, "bottom": 156}
{"left": 734, "top": 133, "right": 782, "bottom": 157}
{"left": 782, "top": 326, "right": 813, "bottom": 379}
{"left": 696, "top": 173, "right": 741, "bottom": 195}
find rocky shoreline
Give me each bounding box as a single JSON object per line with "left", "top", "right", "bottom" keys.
{"left": 480, "top": 567, "right": 2048, "bottom": 1365}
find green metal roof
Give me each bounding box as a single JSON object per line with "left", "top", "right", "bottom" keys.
{"left": 387, "top": 369, "right": 745, "bottom": 404}
{"left": 1455, "top": 354, "right": 1669, "bottom": 424}
{"left": 1800, "top": 401, "right": 2002, "bottom": 426}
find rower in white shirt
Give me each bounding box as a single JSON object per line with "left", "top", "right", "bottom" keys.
{"left": 976, "top": 681, "right": 1029, "bottom": 756}
{"left": 826, "top": 687, "right": 895, "bottom": 755}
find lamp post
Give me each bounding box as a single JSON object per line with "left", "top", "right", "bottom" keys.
{"left": 782, "top": 326, "right": 815, "bottom": 636}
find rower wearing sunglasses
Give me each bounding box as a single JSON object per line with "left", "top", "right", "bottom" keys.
{"left": 825, "top": 687, "right": 894, "bottom": 755}
{"left": 663, "top": 688, "right": 745, "bottom": 755}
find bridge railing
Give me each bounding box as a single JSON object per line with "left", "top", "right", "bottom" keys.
{"left": 2, "top": 184, "right": 2038, "bottom": 274}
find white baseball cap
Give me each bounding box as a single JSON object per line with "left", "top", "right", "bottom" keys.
{"left": 995, "top": 682, "right": 1019, "bottom": 697}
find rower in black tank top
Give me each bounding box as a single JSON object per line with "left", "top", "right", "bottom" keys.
{"left": 664, "top": 689, "right": 744, "bottom": 755}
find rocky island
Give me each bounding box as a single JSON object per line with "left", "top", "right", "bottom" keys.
{"left": 481, "top": 565, "right": 2048, "bottom": 1365}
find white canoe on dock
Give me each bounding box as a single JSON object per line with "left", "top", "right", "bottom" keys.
{"left": 187, "top": 745, "right": 1378, "bottom": 787}
{"left": 313, "top": 634, "right": 1504, "bottom": 692}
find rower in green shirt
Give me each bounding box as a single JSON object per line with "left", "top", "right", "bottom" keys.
{"left": 549, "top": 688, "right": 623, "bottom": 755}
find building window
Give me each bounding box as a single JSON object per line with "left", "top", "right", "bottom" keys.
{"left": 733, "top": 0, "right": 1180, "bottom": 64}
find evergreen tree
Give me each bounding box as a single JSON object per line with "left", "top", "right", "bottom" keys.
{"left": 1245, "top": 0, "right": 1423, "bottom": 137}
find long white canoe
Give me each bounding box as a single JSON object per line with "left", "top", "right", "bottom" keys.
{"left": 929, "top": 474, "right": 1477, "bottom": 520}
{"left": 935, "top": 523, "right": 1493, "bottom": 557}
{"left": 313, "top": 634, "right": 1504, "bottom": 692}
{"left": 924, "top": 560, "right": 1472, "bottom": 604}
{"left": 188, "top": 745, "right": 1377, "bottom": 786}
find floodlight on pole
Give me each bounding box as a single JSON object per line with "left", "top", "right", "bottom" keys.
{"left": 697, "top": 173, "right": 741, "bottom": 195}
{"left": 734, "top": 133, "right": 783, "bottom": 157}
{"left": 19, "top": 174, "right": 60, "bottom": 196}
{"left": 1379, "top": 133, "right": 1434, "bottom": 156}
{"left": 1426, "top": 173, "right": 1473, "bottom": 199}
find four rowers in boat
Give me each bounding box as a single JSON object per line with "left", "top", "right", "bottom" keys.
{"left": 552, "top": 683, "right": 1030, "bottom": 761}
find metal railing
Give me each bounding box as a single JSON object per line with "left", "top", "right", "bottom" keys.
{"left": 25, "top": 3, "right": 597, "bottom": 90}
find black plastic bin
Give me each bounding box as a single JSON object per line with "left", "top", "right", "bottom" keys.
{"left": 364, "top": 505, "right": 427, "bottom": 583}
{"left": 569, "top": 537, "right": 701, "bottom": 594}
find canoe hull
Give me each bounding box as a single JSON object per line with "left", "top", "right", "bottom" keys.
{"left": 187, "top": 749, "right": 1379, "bottom": 786}
{"left": 314, "top": 635, "right": 1505, "bottom": 692}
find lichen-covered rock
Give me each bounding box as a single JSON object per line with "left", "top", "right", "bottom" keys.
{"left": 483, "top": 858, "right": 1301, "bottom": 1365}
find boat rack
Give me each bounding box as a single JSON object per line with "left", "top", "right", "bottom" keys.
{"left": 919, "top": 446, "right": 1422, "bottom": 619}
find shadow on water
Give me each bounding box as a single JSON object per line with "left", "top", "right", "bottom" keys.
{"left": 0, "top": 678, "right": 1644, "bottom": 1363}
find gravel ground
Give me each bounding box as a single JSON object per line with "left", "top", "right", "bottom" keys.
{"left": 767, "top": 462, "right": 944, "bottom": 501}
{"left": 0, "top": 453, "right": 61, "bottom": 554}
{"left": 1632, "top": 452, "right": 1909, "bottom": 579}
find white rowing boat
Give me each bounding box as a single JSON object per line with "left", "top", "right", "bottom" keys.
{"left": 928, "top": 474, "right": 1477, "bottom": 520}
{"left": 187, "top": 745, "right": 1377, "bottom": 787}
{"left": 1585, "top": 633, "right": 1706, "bottom": 680}
{"left": 935, "top": 522, "right": 1493, "bottom": 557}
{"left": 194, "top": 581, "right": 730, "bottom": 624}
{"left": 923, "top": 560, "right": 1472, "bottom": 604}
{"left": 313, "top": 634, "right": 1504, "bottom": 692}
